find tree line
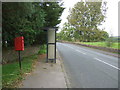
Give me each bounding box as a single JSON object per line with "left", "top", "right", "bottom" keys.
{"left": 57, "top": 1, "right": 109, "bottom": 42}
{"left": 2, "top": 2, "right": 64, "bottom": 47}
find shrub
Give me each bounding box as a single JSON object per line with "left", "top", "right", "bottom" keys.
{"left": 105, "top": 37, "right": 114, "bottom": 47}
{"left": 38, "top": 45, "right": 47, "bottom": 54}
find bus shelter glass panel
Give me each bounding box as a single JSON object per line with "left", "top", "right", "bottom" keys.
{"left": 47, "top": 28, "right": 56, "bottom": 63}
{"left": 48, "top": 45, "right": 55, "bottom": 59}
{"left": 48, "top": 30, "right": 55, "bottom": 43}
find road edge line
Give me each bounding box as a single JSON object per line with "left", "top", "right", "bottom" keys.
{"left": 56, "top": 49, "right": 71, "bottom": 88}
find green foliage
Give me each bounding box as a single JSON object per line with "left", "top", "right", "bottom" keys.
{"left": 112, "top": 43, "right": 119, "bottom": 49}
{"left": 57, "top": 23, "right": 75, "bottom": 41}
{"left": 38, "top": 44, "right": 47, "bottom": 54}
{"left": 41, "top": 2, "right": 64, "bottom": 27}
{"left": 57, "top": 23, "right": 109, "bottom": 42}
{"left": 109, "top": 36, "right": 120, "bottom": 42}
{"left": 68, "top": 2, "right": 106, "bottom": 29}
{"left": 80, "top": 42, "right": 119, "bottom": 49}
{"left": 105, "top": 37, "right": 115, "bottom": 47}
{"left": 58, "top": 2, "right": 108, "bottom": 42}
{"left": 2, "top": 2, "right": 45, "bottom": 46}
{"left": 2, "top": 2, "right": 64, "bottom": 47}
{"left": 2, "top": 54, "right": 38, "bottom": 88}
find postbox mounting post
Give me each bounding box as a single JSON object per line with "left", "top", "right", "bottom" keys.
{"left": 18, "top": 51, "right": 21, "bottom": 69}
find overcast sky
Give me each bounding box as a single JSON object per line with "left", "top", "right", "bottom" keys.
{"left": 58, "top": 0, "right": 120, "bottom": 36}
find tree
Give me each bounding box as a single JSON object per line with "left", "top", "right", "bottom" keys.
{"left": 2, "top": 2, "right": 35, "bottom": 46}
{"left": 41, "top": 2, "right": 64, "bottom": 27}
{"left": 2, "top": 2, "right": 64, "bottom": 47}
{"left": 57, "top": 23, "right": 75, "bottom": 41}
{"left": 58, "top": 23, "right": 109, "bottom": 42}
{"left": 66, "top": 1, "right": 108, "bottom": 42}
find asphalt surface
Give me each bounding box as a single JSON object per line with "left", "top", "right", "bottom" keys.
{"left": 57, "top": 42, "right": 119, "bottom": 88}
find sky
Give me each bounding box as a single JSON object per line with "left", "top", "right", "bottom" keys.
{"left": 58, "top": 0, "right": 120, "bottom": 36}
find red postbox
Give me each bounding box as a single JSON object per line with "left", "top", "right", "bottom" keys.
{"left": 14, "top": 36, "right": 24, "bottom": 51}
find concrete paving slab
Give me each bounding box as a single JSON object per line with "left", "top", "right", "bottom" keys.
{"left": 21, "top": 51, "right": 67, "bottom": 88}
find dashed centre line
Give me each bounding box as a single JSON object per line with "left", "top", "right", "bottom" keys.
{"left": 94, "top": 58, "right": 120, "bottom": 70}
{"left": 75, "top": 50, "right": 86, "bottom": 55}
{"left": 61, "top": 44, "right": 86, "bottom": 55}
{"left": 58, "top": 43, "right": 119, "bottom": 71}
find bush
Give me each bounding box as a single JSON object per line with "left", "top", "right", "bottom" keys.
{"left": 38, "top": 45, "right": 47, "bottom": 54}
{"left": 105, "top": 37, "right": 114, "bottom": 47}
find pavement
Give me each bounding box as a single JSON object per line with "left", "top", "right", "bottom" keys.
{"left": 57, "top": 42, "right": 118, "bottom": 88}
{"left": 20, "top": 50, "right": 68, "bottom": 88}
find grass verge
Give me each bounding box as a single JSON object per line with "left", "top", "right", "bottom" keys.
{"left": 38, "top": 44, "right": 47, "bottom": 54}
{"left": 79, "top": 42, "right": 120, "bottom": 49}
{"left": 2, "top": 54, "right": 38, "bottom": 88}
{"left": 2, "top": 44, "right": 47, "bottom": 88}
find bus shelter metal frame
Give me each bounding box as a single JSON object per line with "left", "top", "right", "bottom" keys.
{"left": 43, "top": 27, "right": 57, "bottom": 63}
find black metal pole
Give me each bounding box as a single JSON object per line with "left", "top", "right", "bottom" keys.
{"left": 54, "top": 30, "right": 56, "bottom": 63}
{"left": 46, "top": 30, "right": 48, "bottom": 63}
{"left": 18, "top": 51, "right": 21, "bottom": 69}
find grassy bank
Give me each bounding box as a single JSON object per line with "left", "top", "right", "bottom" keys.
{"left": 2, "top": 54, "right": 38, "bottom": 88}
{"left": 38, "top": 45, "right": 47, "bottom": 54}
{"left": 2, "top": 44, "right": 47, "bottom": 88}
{"left": 79, "top": 42, "right": 119, "bottom": 49}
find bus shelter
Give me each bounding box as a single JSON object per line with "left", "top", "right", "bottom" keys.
{"left": 44, "top": 27, "right": 57, "bottom": 63}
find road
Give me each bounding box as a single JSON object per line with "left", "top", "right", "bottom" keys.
{"left": 57, "top": 42, "right": 119, "bottom": 88}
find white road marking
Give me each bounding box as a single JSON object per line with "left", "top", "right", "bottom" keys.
{"left": 61, "top": 44, "right": 86, "bottom": 55}
{"left": 94, "top": 58, "right": 120, "bottom": 70}
{"left": 61, "top": 44, "right": 74, "bottom": 49}
{"left": 75, "top": 50, "right": 86, "bottom": 55}
{"left": 59, "top": 43, "right": 119, "bottom": 70}
{"left": 60, "top": 43, "right": 118, "bottom": 61}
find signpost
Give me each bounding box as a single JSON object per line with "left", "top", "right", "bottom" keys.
{"left": 14, "top": 36, "right": 24, "bottom": 69}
